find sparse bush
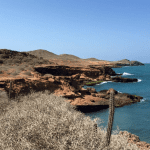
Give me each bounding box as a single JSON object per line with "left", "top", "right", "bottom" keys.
{"left": 12, "top": 59, "right": 21, "bottom": 64}
{"left": 1, "top": 55, "right": 9, "bottom": 59}
{"left": 0, "top": 90, "right": 140, "bottom": 150}
{"left": 22, "top": 71, "right": 32, "bottom": 76}
{"left": 10, "top": 71, "right": 20, "bottom": 76}
{"left": 18, "top": 67, "right": 25, "bottom": 71}
{"left": 21, "top": 58, "right": 32, "bottom": 63}
{"left": 0, "top": 60, "right": 3, "bottom": 64}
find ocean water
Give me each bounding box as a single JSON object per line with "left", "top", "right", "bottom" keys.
{"left": 83, "top": 64, "right": 150, "bottom": 144}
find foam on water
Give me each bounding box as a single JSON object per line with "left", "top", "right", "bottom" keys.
{"left": 117, "top": 91, "right": 122, "bottom": 93}
{"left": 140, "top": 98, "right": 146, "bottom": 102}
{"left": 122, "top": 72, "right": 134, "bottom": 76}
{"left": 99, "top": 81, "right": 112, "bottom": 85}
{"left": 138, "top": 79, "right": 142, "bottom": 82}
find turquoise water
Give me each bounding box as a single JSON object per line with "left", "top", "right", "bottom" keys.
{"left": 83, "top": 64, "right": 150, "bottom": 144}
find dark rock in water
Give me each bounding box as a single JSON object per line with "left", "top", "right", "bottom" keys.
{"left": 111, "top": 76, "right": 138, "bottom": 82}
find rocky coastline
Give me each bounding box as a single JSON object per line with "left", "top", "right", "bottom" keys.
{"left": 0, "top": 49, "right": 144, "bottom": 114}
{"left": 0, "top": 64, "right": 143, "bottom": 113}
{"left": 0, "top": 49, "right": 149, "bottom": 149}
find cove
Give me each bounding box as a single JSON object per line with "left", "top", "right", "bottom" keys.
{"left": 83, "top": 64, "right": 150, "bottom": 144}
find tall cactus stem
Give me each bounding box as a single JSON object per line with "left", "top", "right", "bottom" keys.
{"left": 93, "top": 123, "right": 97, "bottom": 137}
{"left": 9, "top": 80, "right": 12, "bottom": 101}
{"left": 105, "top": 90, "right": 115, "bottom": 147}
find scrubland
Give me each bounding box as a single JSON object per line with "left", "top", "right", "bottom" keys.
{"left": 0, "top": 90, "right": 140, "bottom": 150}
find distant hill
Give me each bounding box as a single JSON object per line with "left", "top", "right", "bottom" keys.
{"left": 59, "top": 54, "right": 81, "bottom": 60}
{"left": 111, "top": 59, "right": 144, "bottom": 66}
{"left": 5, "top": 49, "right": 143, "bottom": 66}
{"left": 26, "top": 49, "right": 82, "bottom": 61}
{"left": 83, "top": 58, "right": 104, "bottom": 61}
{"left": 25, "top": 49, "right": 109, "bottom": 61}
{"left": 26, "top": 49, "right": 60, "bottom": 60}
{"left": 25, "top": 49, "right": 108, "bottom": 61}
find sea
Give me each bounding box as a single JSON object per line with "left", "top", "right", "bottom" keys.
{"left": 82, "top": 64, "right": 150, "bottom": 144}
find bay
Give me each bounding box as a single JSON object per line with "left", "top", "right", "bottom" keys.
{"left": 83, "top": 64, "right": 150, "bottom": 144}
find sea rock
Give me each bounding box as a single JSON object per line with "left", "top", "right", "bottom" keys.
{"left": 111, "top": 76, "right": 138, "bottom": 82}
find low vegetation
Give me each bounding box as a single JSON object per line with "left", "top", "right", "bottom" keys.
{"left": 86, "top": 80, "right": 103, "bottom": 85}
{"left": 0, "top": 90, "right": 140, "bottom": 150}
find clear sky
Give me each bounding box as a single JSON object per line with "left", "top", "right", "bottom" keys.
{"left": 0, "top": 0, "right": 150, "bottom": 63}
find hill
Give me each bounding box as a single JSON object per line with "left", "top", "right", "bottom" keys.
{"left": 59, "top": 54, "right": 81, "bottom": 60}
{"left": 26, "top": 49, "right": 60, "bottom": 60}
{"left": 112, "top": 59, "right": 144, "bottom": 66}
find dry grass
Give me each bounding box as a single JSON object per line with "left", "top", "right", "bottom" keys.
{"left": 0, "top": 90, "right": 140, "bottom": 150}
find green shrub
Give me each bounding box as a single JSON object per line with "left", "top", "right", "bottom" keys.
{"left": 86, "top": 81, "right": 103, "bottom": 85}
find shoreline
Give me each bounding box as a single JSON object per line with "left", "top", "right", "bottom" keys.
{"left": 0, "top": 49, "right": 148, "bottom": 149}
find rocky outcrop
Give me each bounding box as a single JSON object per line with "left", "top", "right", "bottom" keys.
{"left": 130, "top": 61, "right": 145, "bottom": 66}
{"left": 111, "top": 59, "right": 144, "bottom": 67}
{"left": 34, "top": 65, "right": 117, "bottom": 78}
{"left": 0, "top": 49, "right": 143, "bottom": 113}
{"left": 0, "top": 64, "right": 143, "bottom": 113}
{"left": 111, "top": 76, "right": 138, "bottom": 82}
{"left": 119, "top": 131, "right": 150, "bottom": 150}
{"left": 72, "top": 88, "right": 142, "bottom": 113}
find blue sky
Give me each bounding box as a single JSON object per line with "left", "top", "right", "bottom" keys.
{"left": 0, "top": 0, "right": 150, "bottom": 63}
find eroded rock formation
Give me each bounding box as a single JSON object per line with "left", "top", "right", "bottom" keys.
{"left": 0, "top": 64, "right": 143, "bottom": 114}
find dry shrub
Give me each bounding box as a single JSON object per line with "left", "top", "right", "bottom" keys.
{"left": 0, "top": 60, "right": 3, "bottom": 64}
{"left": 0, "top": 90, "right": 140, "bottom": 150}
{"left": 17, "top": 67, "right": 25, "bottom": 71}
{"left": 10, "top": 72, "right": 20, "bottom": 76}
{"left": 22, "top": 71, "right": 32, "bottom": 76}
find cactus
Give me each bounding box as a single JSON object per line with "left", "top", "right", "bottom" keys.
{"left": 9, "top": 80, "right": 12, "bottom": 101}
{"left": 93, "top": 123, "right": 97, "bottom": 137}
{"left": 65, "top": 139, "right": 72, "bottom": 150}
{"left": 102, "top": 89, "right": 115, "bottom": 148}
